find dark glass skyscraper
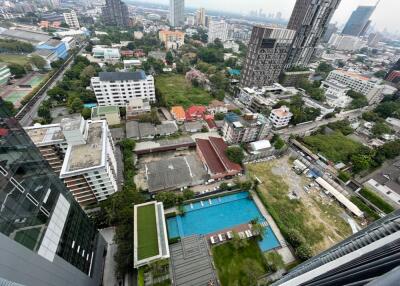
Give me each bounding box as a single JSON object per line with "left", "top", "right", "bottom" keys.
{"left": 0, "top": 100, "right": 106, "bottom": 286}
{"left": 285, "top": 0, "right": 341, "bottom": 67}
{"left": 342, "top": 5, "right": 376, "bottom": 37}
{"left": 102, "top": 0, "right": 130, "bottom": 27}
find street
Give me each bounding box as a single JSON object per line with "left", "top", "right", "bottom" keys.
{"left": 18, "top": 44, "right": 87, "bottom": 127}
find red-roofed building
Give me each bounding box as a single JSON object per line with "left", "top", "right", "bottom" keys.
{"left": 205, "top": 118, "right": 217, "bottom": 131}
{"left": 186, "top": 105, "right": 207, "bottom": 121}
{"left": 196, "top": 137, "right": 242, "bottom": 180}
{"left": 120, "top": 50, "right": 134, "bottom": 57}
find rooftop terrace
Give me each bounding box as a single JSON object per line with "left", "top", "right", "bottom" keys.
{"left": 64, "top": 121, "right": 104, "bottom": 173}
{"left": 25, "top": 125, "right": 65, "bottom": 146}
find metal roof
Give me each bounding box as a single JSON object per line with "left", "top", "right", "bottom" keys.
{"left": 99, "top": 70, "right": 146, "bottom": 81}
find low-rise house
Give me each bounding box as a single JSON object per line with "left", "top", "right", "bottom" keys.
{"left": 207, "top": 100, "right": 228, "bottom": 114}
{"left": 196, "top": 137, "right": 242, "bottom": 180}
{"left": 321, "top": 79, "right": 352, "bottom": 108}
{"left": 269, "top": 106, "right": 293, "bottom": 129}
{"left": 126, "top": 121, "right": 178, "bottom": 140}
{"left": 185, "top": 105, "right": 207, "bottom": 121}
{"left": 92, "top": 47, "right": 120, "bottom": 62}
{"left": 171, "top": 106, "right": 186, "bottom": 123}
{"left": 126, "top": 98, "right": 151, "bottom": 120}
{"left": 184, "top": 121, "right": 204, "bottom": 133}
{"left": 123, "top": 59, "right": 141, "bottom": 70}
{"left": 158, "top": 30, "right": 185, "bottom": 50}
{"left": 91, "top": 106, "right": 121, "bottom": 126}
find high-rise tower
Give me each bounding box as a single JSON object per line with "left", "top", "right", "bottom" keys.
{"left": 240, "top": 25, "right": 296, "bottom": 87}
{"left": 169, "top": 0, "right": 185, "bottom": 27}
{"left": 101, "top": 0, "right": 130, "bottom": 28}
{"left": 342, "top": 3, "right": 379, "bottom": 37}
{"left": 0, "top": 100, "right": 106, "bottom": 286}
{"left": 286, "top": 0, "right": 341, "bottom": 67}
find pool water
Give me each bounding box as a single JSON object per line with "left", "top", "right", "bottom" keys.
{"left": 167, "top": 192, "right": 280, "bottom": 252}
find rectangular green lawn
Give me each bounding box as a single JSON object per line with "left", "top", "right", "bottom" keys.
{"left": 0, "top": 54, "right": 29, "bottom": 65}
{"left": 212, "top": 240, "right": 268, "bottom": 286}
{"left": 155, "top": 74, "right": 213, "bottom": 108}
{"left": 137, "top": 204, "right": 159, "bottom": 260}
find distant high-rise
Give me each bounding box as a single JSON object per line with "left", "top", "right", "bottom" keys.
{"left": 272, "top": 210, "right": 400, "bottom": 286}
{"left": 101, "top": 0, "right": 130, "bottom": 28}
{"left": 0, "top": 99, "right": 106, "bottom": 286}
{"left": 286, "top": 0, "right": 341, "bottom": 67}
{"left": 208, "top": 20, "right": 229, "bottom": 43}
{"left": 342, "top": 5, "right": 376, "bottom": 37}
{"left": 63, "top": 10, "right": 80, "bottom": 29}
{"left": 169, "top": 0, "right": 185, "bottom": 27}
{"left": 322, "top": 23, "right": 338, "bottom": 43}
{"left": 196, "top": 8, "right": 206, "bottom": 26}
{"left": 240, "top": 25, "right": 296, "bottom": 87}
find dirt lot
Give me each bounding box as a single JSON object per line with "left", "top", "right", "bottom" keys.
{"left": 247, "top": 155, "right": 352, "bottom": 255}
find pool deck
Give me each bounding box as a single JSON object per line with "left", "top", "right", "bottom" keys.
{"left": 250, "top": 191, "right": 296, "bottom": 264}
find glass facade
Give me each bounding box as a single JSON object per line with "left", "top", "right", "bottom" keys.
{"left": 0, "top": 100, "right": 100, "bottom": 275}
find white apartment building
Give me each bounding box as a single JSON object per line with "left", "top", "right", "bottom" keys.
{"left": 269, "top": 106, "right": 293, "bottom": 129}
{"left": 24, "top": 117, "right": 118, "bottom": 207}
{"left": 326, "top": 70, "right": 384, "bottom": 104}
{"left": 320, "top": 79, "right": 352, "bottom": 108}
{"left": 91, "top": 71, "right": 156, "bottom": 107}
{"left": 208, "top": 20, "right": 229, "bottom": 43}
{"left": 328, "top": 33, "right": 366, "bottom": 52}
{"left": 223, "top": 40, "right": 239, "bottom": 53}
{"left": 223, "top": 113, "right": 270, "bottom": 144}
{"left": 196, "top": 8, "right": 206, "bottom": 26}
{"left": 63, "top": 10, "right": 80, "bottom": 29}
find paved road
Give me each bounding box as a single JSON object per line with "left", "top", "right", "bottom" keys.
{"left": 99, "top": 227, "right": 121, "bottom": 286}
{"left": 19, "top": 44, "right": 86, "bottom": 127}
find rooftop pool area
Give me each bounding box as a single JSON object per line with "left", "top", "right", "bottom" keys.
{"left": 167, "top": 191, "right": 280, "bottom": 252}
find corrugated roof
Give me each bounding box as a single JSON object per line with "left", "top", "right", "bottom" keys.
{"left": 99, "top": 70, "right": 146, "bottom": 81}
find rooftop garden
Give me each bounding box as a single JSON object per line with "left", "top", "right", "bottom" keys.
{"left": 137, "top": 203, "right": 159, "bottom": 260}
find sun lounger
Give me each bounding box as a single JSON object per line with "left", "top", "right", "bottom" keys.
{"left": 245, "top": 230, "right": 253, "bottom": 238}
{"left": 210, "top": 236, "right": 217, "bottom": 244}
{"left": 238, "top": 231, "right": 245, "bottom": 239}
{"left": 218, "top": 233, "right": 226, "bottom": 241}
{"left": 226, "top": 231, "right": 233, "bottom": 239}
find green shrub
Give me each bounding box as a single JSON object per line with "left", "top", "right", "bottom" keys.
{"left": 350, "top": 196, "right": 380, "bottom": 221}
{"left": 295, "top": 244, "right": 313, "bottom": 261}
{"left": 338, "top": 170, "right": 351, "bottom": 182}
{"left": 359, "top": 188, "right": 394, "bottom": 214}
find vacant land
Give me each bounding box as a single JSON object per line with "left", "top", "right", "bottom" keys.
{"left": 212, "top": 240, "right": 267, "bottom": 286}
{"left": 247, "top": 157, "right": 352, "bottom": 254}
{"left": 303, "top": 132, "right": 363, "bottom": 163}
{"left": 0, "top": 54, "right": 29, "bottom": 65}
{"left": 137, "top": 204, "right": 159, "bottom": 260}
{"left": 155, "top": 74, "right": 213, "bottom": 108}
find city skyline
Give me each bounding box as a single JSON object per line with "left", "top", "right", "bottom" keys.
{"left": 143, "top": 0, "right": 399, "bottom": 34}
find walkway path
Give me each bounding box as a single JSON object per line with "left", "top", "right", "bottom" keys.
{"left": 251, "top": 191, "right": 296, "bottom": 264}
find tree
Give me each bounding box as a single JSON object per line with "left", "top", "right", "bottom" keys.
{"left": 347, "top": 90, "right": 368, "bottom": 109}
{"left": 182, "top": 189, "right": 195, "bottom": 200}
{"left": 81, "top": 107, "right": 92, "bottom": 119}
{"left": 155, "top": 192, "right": 179, "bottom": 208}
{"left": 285, "top": 229, "right": 306, "bottom": 248}
{"left": 231, "top": 232, "right": 249, "bottom": 250}
{"left": 351, "top": 154, "right": 372, "bottom": 173}
{"left": 241, "top": 258, "right": 265, "bottom": 286}
{"left": 2, "top": 101, "right": 15, "bottom": 115}
{"left": 225, "top": 146, "right": 244, "bottom": 164}
{"left": 372, "top": 122, "right": 392, "bottom": 137}
{"left": 67, "top": 95, "right": 83, "bottom": 113}
{"left": 38, "top": 100, "right": 52, "bottom": 123}
{"left": 47, "top": 86, "right": 67, "bottom": 102}
{"left": 374, "top": 70, "right": 387, "bottom": 79}
{"left": 362, "top": 111, "right": 380, "bottom": 122}
{"left": 80, "top": 65, "right": 97, "bottom": 79}
{"left": 295, "top": 244, "right": 313, "bottom": 261}
{"left": 29, "top": 55, "right": 47, "bottom": 70}
{"left": 214, "top": 113, "right": 225, "bottom": 120}
{"left": 8, "top": 63, "right": 26, "bottom": 78}
{"left": 165, "top": 51, "right": 174, "bottom": 65}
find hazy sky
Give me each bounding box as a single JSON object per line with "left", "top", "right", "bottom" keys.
{"left": 146, "top": 0, "right": 399, "bottom": 33}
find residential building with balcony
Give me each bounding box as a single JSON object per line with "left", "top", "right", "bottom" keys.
{"left": 25, "top": 117, "right": 118, "bottom": 207}
{"left": 269, "top": 106, "right": 293, "bottom": 129}
{"left": 222, "top": 112, "right": 270, "bottom": 144}
{"left": 91, "top": 71, "right": 156, "bottom": 107}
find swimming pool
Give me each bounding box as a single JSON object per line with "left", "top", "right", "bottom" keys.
{"left": 167, "top": 191, "right": 280, "bottom": 252}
